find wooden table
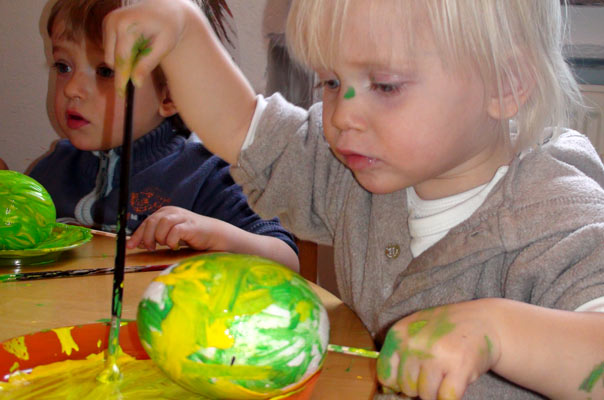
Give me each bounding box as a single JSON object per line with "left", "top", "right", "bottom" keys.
{"left": 0, "top": 235, "right": 377, "bottom": 398}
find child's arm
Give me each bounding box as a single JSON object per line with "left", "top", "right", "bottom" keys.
{"left": 377, "top": 298, "right": 604, "bottom": 399}
{"left": 104, "top": 0, "right": 256, "bottom": 165}
{"left": 126, "top": 206, "right": 299, "bottom": 272}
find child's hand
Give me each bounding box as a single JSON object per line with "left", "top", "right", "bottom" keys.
{"left": 127, "top": 206, "right": 223, "bottom": 251}
{"left": 377, "top": 301, "right": 501, "bottom": 400}
{"left": 103, "top": 0, "right": 196, "bottom": 94}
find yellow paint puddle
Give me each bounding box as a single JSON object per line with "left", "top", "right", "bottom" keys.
{"left": 0, "top": 351, "right": 203, "bottom": 399}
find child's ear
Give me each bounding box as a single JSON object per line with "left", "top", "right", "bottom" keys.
{"left": 158, "top": 86, "right": 178, "bottom": 118}
{"left": 486, "top": 62, "right": 535, "bottom": 120}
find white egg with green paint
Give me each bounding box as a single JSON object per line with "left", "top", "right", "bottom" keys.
{"left": 0, "top": 171, "right": 56, "bottom": 250}
{"left": 137, "top": 253, "right": 329, "bottom": 399}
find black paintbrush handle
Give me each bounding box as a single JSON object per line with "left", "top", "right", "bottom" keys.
{"left": 0, "top": 264, "right": 170, "bottom": 282}
{"left": 112, "top": 80, "right": 135, "bottom": 318}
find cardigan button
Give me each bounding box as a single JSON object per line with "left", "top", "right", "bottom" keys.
{"left": 385, "top": 244, "right": 400, "bottom": 259}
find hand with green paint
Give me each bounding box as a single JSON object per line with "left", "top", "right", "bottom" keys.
{"left": 103, "top": 0, "right": 193, "bottom": 94}
{"left": 377, "top": 301, "right": 500, "bottom": 400}
{"left": 103, "top": 0, "right": 256, "bottom": 165}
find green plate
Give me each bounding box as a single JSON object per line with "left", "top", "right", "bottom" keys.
{"left": 0, "top": 223, "right": 92, "bottom": 266}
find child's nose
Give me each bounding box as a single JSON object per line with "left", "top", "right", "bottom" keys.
{"left": 330, "top": 91, "right": 364, "bottom": 132}
{"left": 63, "top": 71, "right": 90, "bottom": 100}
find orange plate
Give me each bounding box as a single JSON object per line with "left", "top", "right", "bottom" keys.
{"left": 0, "top": 322, "right": 320, "bottom": 399}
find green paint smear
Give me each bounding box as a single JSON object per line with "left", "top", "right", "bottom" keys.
{"left": 343, "top": 86, "right": 355, "bottom": 99}
{"left": 377, "top": 330, "right": 401, "bottom": 380}
{"left": 484, "top": 335, "right": 493, "bottom": 355}
{"left": 408, "top": 320, "right": 428, "bottom": 337}
{"left": 426, "top": 309, "right": 456, "bottom": 348}
{"left": 579, "top": 361, "right": 604, "bottom": 393}
{"left": 345, "top": 360, "right": 353, "bottom": 372}
{"left": 132, "top": 35, "right": 152, "bottom": 61}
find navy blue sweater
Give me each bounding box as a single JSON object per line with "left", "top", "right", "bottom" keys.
{"left": 30, "top": 120, "right": 297, "bottom": 253}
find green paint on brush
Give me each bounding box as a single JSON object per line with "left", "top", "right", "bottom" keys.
{"left": 327, "top": 344, "right": 379, "bottom": 358}
{"left": 579, "top": 361, "right": 604, "bottom": 393}
{"left": 113, "top": 288, "right": 122, "bottom": 316}
{"left": 343, "top": 86, "right": 355, "bottom": 99}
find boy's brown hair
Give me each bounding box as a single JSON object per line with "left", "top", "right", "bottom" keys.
{"left": 47, "top": 0, "right": 119, "bottom": 45}
{"left": 47, "top": 0, "right": 233, "bottom": 46}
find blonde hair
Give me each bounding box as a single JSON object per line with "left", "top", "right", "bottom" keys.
{"left": 286, "top": 0, "right": 583, "bottom": 150}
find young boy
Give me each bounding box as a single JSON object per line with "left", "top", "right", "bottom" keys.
{"left": 103, "top": 0, "right": 604, "bottom": 398}
{"left": 27, "top": 0, "right": 298, "bottom": 270}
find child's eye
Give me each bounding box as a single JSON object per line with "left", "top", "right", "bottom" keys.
{"left": 370, "top": 82, "right": 403, "bottom": 95}
{"left": 52, "top": 62, "right": 71, "bottom": 74}
{"left": 314, "top": 79, "right": 341, "bottom": 91}
{"left": 97, "top": 65, "right": 115, "bottom": 79}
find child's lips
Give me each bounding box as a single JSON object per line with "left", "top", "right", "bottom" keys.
{"left": 337, "top": 148, "right": 378, "bottom": 171}
{"left": 66, "top": 111, "right": 90, "bottom": 129}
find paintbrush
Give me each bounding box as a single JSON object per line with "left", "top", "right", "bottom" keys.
{"left": 327, "top": 344, "right": 379, "bottom": 359}
{"left": 90, "top": 229, "right": 130, "bottom": 240}
{"left": 98, "top": 80, "right": 136, "bottom": 383}
{"left": 0, "top": 264, "right": 171, "bottom": 283}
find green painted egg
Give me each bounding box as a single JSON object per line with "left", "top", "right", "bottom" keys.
{"left": 137, "top": 253, "right": 329, "bottom": 399}
{"left": 0, "top": 171, "right": 56, "bottom": 250}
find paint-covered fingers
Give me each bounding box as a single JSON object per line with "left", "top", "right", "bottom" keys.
{"left": 103, "top": 0, "right": 190, "bottom": 95}
{"left": 382, "top": 355, "right": 470, "bottom": 400}
{"left": 398, "top": 356, "right": 420, "bottom": 397}
{"left": 436, "top": 372, "right": 472, "bottom": 400}
{"left": 378, "top": 301, "right": 501, "bottom": 399}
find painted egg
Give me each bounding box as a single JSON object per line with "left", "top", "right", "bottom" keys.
{"left": 137, "top": 253, "right": 329, "bottom": 399}
{"left": 0, "top": 170, "right": 56, "bottom": 250}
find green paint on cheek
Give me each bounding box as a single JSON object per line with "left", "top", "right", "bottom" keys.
{"left": 343, "top": 86, "right": 355, "bottom": 99}
{"left": 579, "top": 361, "right": 604, "bottom": 393}
{"left": 408, "top": 320, "right": 428, "bottom": 337}
{"left": 377, "top": 330, "right": 401, "bottom": 380}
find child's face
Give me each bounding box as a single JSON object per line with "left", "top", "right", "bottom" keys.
{"left": 50, "top": 20, "right": 166, "bottom": 151}
{"left": 316, "top": 4, "right": 511, "bottom": 199}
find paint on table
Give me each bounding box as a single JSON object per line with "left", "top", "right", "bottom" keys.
{"left": 0, "top": 348, "right": 206, "bottom": 399}
{"left": 0, "top": 171, "right": 56, "bottom": 250}
{"left": 0, "top": 321, "right": 321, "bottom": 399}
{"left": 137, "top": 252, "right": 330, "bottom": 399}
